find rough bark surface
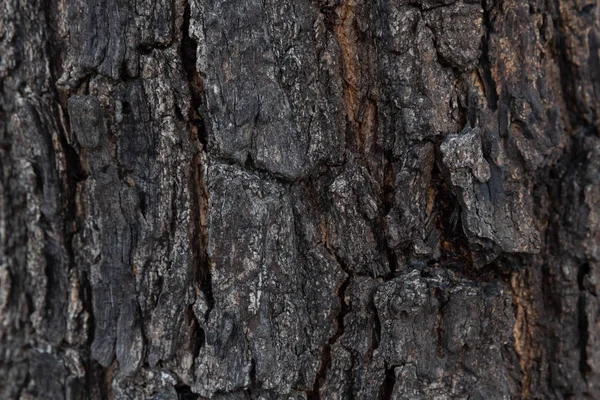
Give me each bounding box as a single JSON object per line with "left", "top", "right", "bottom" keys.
{"left": 1, "top": 0, "right": 599, "bottom": 399}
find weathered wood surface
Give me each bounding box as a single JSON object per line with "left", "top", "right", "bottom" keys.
{"left": 1, "top": 0, "right": 599, "bottom": 398}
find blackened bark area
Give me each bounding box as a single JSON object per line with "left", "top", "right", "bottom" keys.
{"left": 1, "top": 0, "right": 599, "bottom": 399}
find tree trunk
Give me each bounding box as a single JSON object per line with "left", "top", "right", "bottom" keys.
{"left": 1, "top": 0, "right": 599, "bottom": 398}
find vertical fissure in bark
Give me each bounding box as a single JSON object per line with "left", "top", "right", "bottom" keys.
{"left": 181, "top": 0, "right": 214, "bottom": 317}
{"left": 248, "top": 358, "right": 258, "bottom": 395}
{"left": 309, "top": 266, "right": 351, "bottom": 400}
{"left": 577, "top": 262, "right": 591, "bottom": 378}
{"left": 333, "top": 275, "right": 351, "bottom": 345}
{"left": 15, "top": 370, "right": 31, "bottom": 400}
{"left": 307, "top": 344, "right": 331, "bottom": 400}
{"left": 479, "top": 0, "right": 498, "bottom": 110}
{"left": 309, "top": 214, "right": 353, "bottom": 399}
{"left": 181, "top": 1, "right": 207, "bottom": 147}
{"left": 84, "top": 360, "right": 107, "bottom": 400}
{"left": 540, "top": 12, "right": 600, "bottom": 389}
{"left": 379, "top": 365, "right": 396, "bottom": 400}
{"left": 333, "top": 0, "right": 376, "bottom": 153}
{"left": 187, "top": 303, "right": 205, "bottom": 358}
{"left": 103, "top": 361, "right": 117, "bottom": 400}
{"left": 189, "top": 152, "right": 214, "bottom": 314}
{"left": 43, "top": 0, "right": 94, "bottom": 356}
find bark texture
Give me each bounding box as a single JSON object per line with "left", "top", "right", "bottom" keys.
{"left": 1, "top": 0, "right": 599, "bottom": 398}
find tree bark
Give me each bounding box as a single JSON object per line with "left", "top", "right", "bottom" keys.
{"left": 1, "top": 0, "right": 599, "bottom": 398}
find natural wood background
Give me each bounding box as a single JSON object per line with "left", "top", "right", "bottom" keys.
{"left": 1, "top": 0, "right": 599, "bottom": 398}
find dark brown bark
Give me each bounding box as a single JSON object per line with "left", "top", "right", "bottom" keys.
{"left": 1, "top": 0, "right": 599, "bottom": 398}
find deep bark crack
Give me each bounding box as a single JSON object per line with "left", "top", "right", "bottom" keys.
{"left": 181, "top": 0, "right": 214, "bottom": 334}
